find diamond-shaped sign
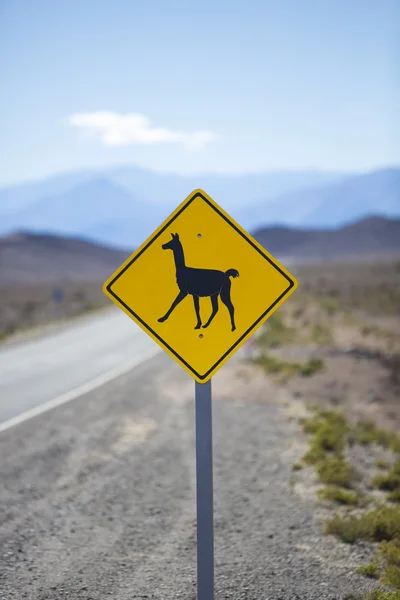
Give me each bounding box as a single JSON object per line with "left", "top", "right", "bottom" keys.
{"left": 103, "top": 189, "right": 298, "bottom": 382}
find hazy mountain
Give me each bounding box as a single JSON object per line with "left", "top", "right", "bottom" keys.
{"left": 0, "top": 231, "right": 130, "bottom": 285}
{"left": 0, "top": 165, "right": 343, "bottom": 217}
{"left": 0, "top": 178, "right": 152, "bottom": 241}
{"left": 94, "top": 169, "right": 400, "bottom": 244}
{"left": 237, "top": 167, "right": 400, "bottom": 230}
{"left": 107, "top": 166, "right": 342, "bottom": 210}
{"left": 84, "top": 215, "right": 167, "bottom": 250}
{"left": 1, "top": 166, "right": 399, "bottom": 249}
{"left": 253, "top": 216, "right": 400, "bottom": 260}
{"left": 0, "top": 170, "right": 94, "bottom": 215}
{"left": 0, "top": 170, "right": 344, "bottom": 248}
{"left": 2, "top": 216, "right": 398, "bottom": 286}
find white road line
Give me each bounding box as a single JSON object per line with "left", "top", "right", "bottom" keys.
{"left": 0, "top": 346, "right": 161, "bottom": 434}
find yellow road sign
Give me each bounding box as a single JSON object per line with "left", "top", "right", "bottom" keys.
{"left": 103, "top": 189, "right": 298, "bottom": 383}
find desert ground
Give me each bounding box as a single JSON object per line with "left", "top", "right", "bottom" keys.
{"left": 243, "top": 257, "right": 400, "bottom": 599}
{"left": 253, "top": 258, "right": 400, "bottom": 430}
{"left": 1, "top": 257, "right": 399, "bottom": 599}
{"left": 0, "top": 282, "right": 107, "bottom": 341}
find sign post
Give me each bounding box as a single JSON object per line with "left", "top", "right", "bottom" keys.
{"left": 102, "top": 189, "right": 298, "bottom": 598}
{"left": 195, "top": 380, "right": 214, "bottom": 600}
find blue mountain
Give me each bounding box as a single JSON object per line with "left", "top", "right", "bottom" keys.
{"left": 0, "top": 165, "right": 398, "bottom": 249}
{"left": 0, "top": 178, "right": 156, "bottom": 247}
{"left": 0, "top": 166, "right": 342, "bottom": 216}
{"left": 236, "top": 167, "right": 400, "bottom": 230}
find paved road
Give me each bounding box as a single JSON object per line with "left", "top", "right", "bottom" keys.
{"left": 0, "top": 309, "right": 160, "bottom": 425}
{"left": 0, "top": 327, "right": 377, "bottom": 599}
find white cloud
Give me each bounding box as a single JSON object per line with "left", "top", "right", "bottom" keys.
{"left": 68, "top": 111, "right": 218, "bottom": 150}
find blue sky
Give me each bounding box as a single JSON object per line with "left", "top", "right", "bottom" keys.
{"left": 0, "top": 0, "right": 399, "bottom": 185}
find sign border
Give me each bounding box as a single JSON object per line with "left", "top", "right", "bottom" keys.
{"left": 103, "top": 189, "right": 298, "bottom": 383}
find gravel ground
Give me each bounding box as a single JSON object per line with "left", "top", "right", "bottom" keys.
{"left": 0, "top": 352, "right": 380, "bottom": 599}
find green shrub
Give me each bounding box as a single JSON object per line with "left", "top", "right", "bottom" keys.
{"left": 325, "top": 505, "right": 400, "bottom": 544}
{"left": 375, "top": 459, "right": 391, "bottom": 470}
{"left": 317, "top": 455, "right": 354, "bottom": 488}
{"left": 373, "top": 474, "right": 400, "bottom": 492}
{"left": 355, "top": 421, "right": 393, "bottom": 448}
{"left": 302, "top": 410, "right": 346, "bottom": 451}
{"left": 373, "top": 460, "right": 400, "bottom": 503}
{"left": 389, "top": 489, "right": 400, "bottom": 503}
{"left": 319, "top": 298, "right": 338, "bottom": 316}
{"left": 302, "top": 410, "right": 348, "bottom": 465}
{"left": 364, "top": 590, "right": 400, "bottom": 600}
{"left": 253, "top": 353, "right": 285, "bottom": 374}
{"left": 256, "top": 313, "right": 297, "bottom": 348}
{"left": 379, "top": 539, "right": 400, "bottom": 567}
{"left": 356, "top": 562, "right": 379, "bottom": 578}
{"left": 300, "top": 358, "right": 325, "bottom": 376}
{"left": 253, "top": 353, "right": 324, "bottom": 380}
{"left": 381, "top": 564, "right": 400, "bottom": 589}
{"left": 311, "top": 323, "right": 334, "bottom": 344}
{"left": 393, "top": 461, "right": 400, "bottom": 476}
{"left": 292, "top": 462, "right": 303, "bottom": 471}
{"left": 318, "top": 486, "right": 359, "bottom": 505}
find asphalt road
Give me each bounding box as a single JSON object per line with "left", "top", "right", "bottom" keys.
{"left": 0, "top": 314, "right": 378, "bottom": 599}
{"left": 0, "top": 309, "right": 160, "bottom": 425}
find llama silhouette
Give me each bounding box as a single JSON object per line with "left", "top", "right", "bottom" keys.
{"left": 158, "top": 233, "right": 239, "bottom": 331}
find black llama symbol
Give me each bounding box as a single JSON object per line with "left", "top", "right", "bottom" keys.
{"left": 157, "top": 233, "right": 239, "bottom": 331}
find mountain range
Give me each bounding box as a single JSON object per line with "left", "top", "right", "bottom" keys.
{"left": 253, "top": 216, "right": 400, "bottom": 260}
{"left": 0, "top": 167, "right": 341, "bottom": 215}
{"left": 1, "top": 216, "right": 399, "bottom": 285}
{"left": 0, "top": 231, "right": 129, "bottom": 285}
{"left": 0, "top": 165, "right": 399, "bottom": 249}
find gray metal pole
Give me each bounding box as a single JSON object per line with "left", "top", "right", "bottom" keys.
{"left": 195, "top": 379, "right": 214, "bottom": 600}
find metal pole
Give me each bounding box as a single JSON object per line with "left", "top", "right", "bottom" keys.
{"left": 195, "top": 379, "right": 214, "bottom": 600}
